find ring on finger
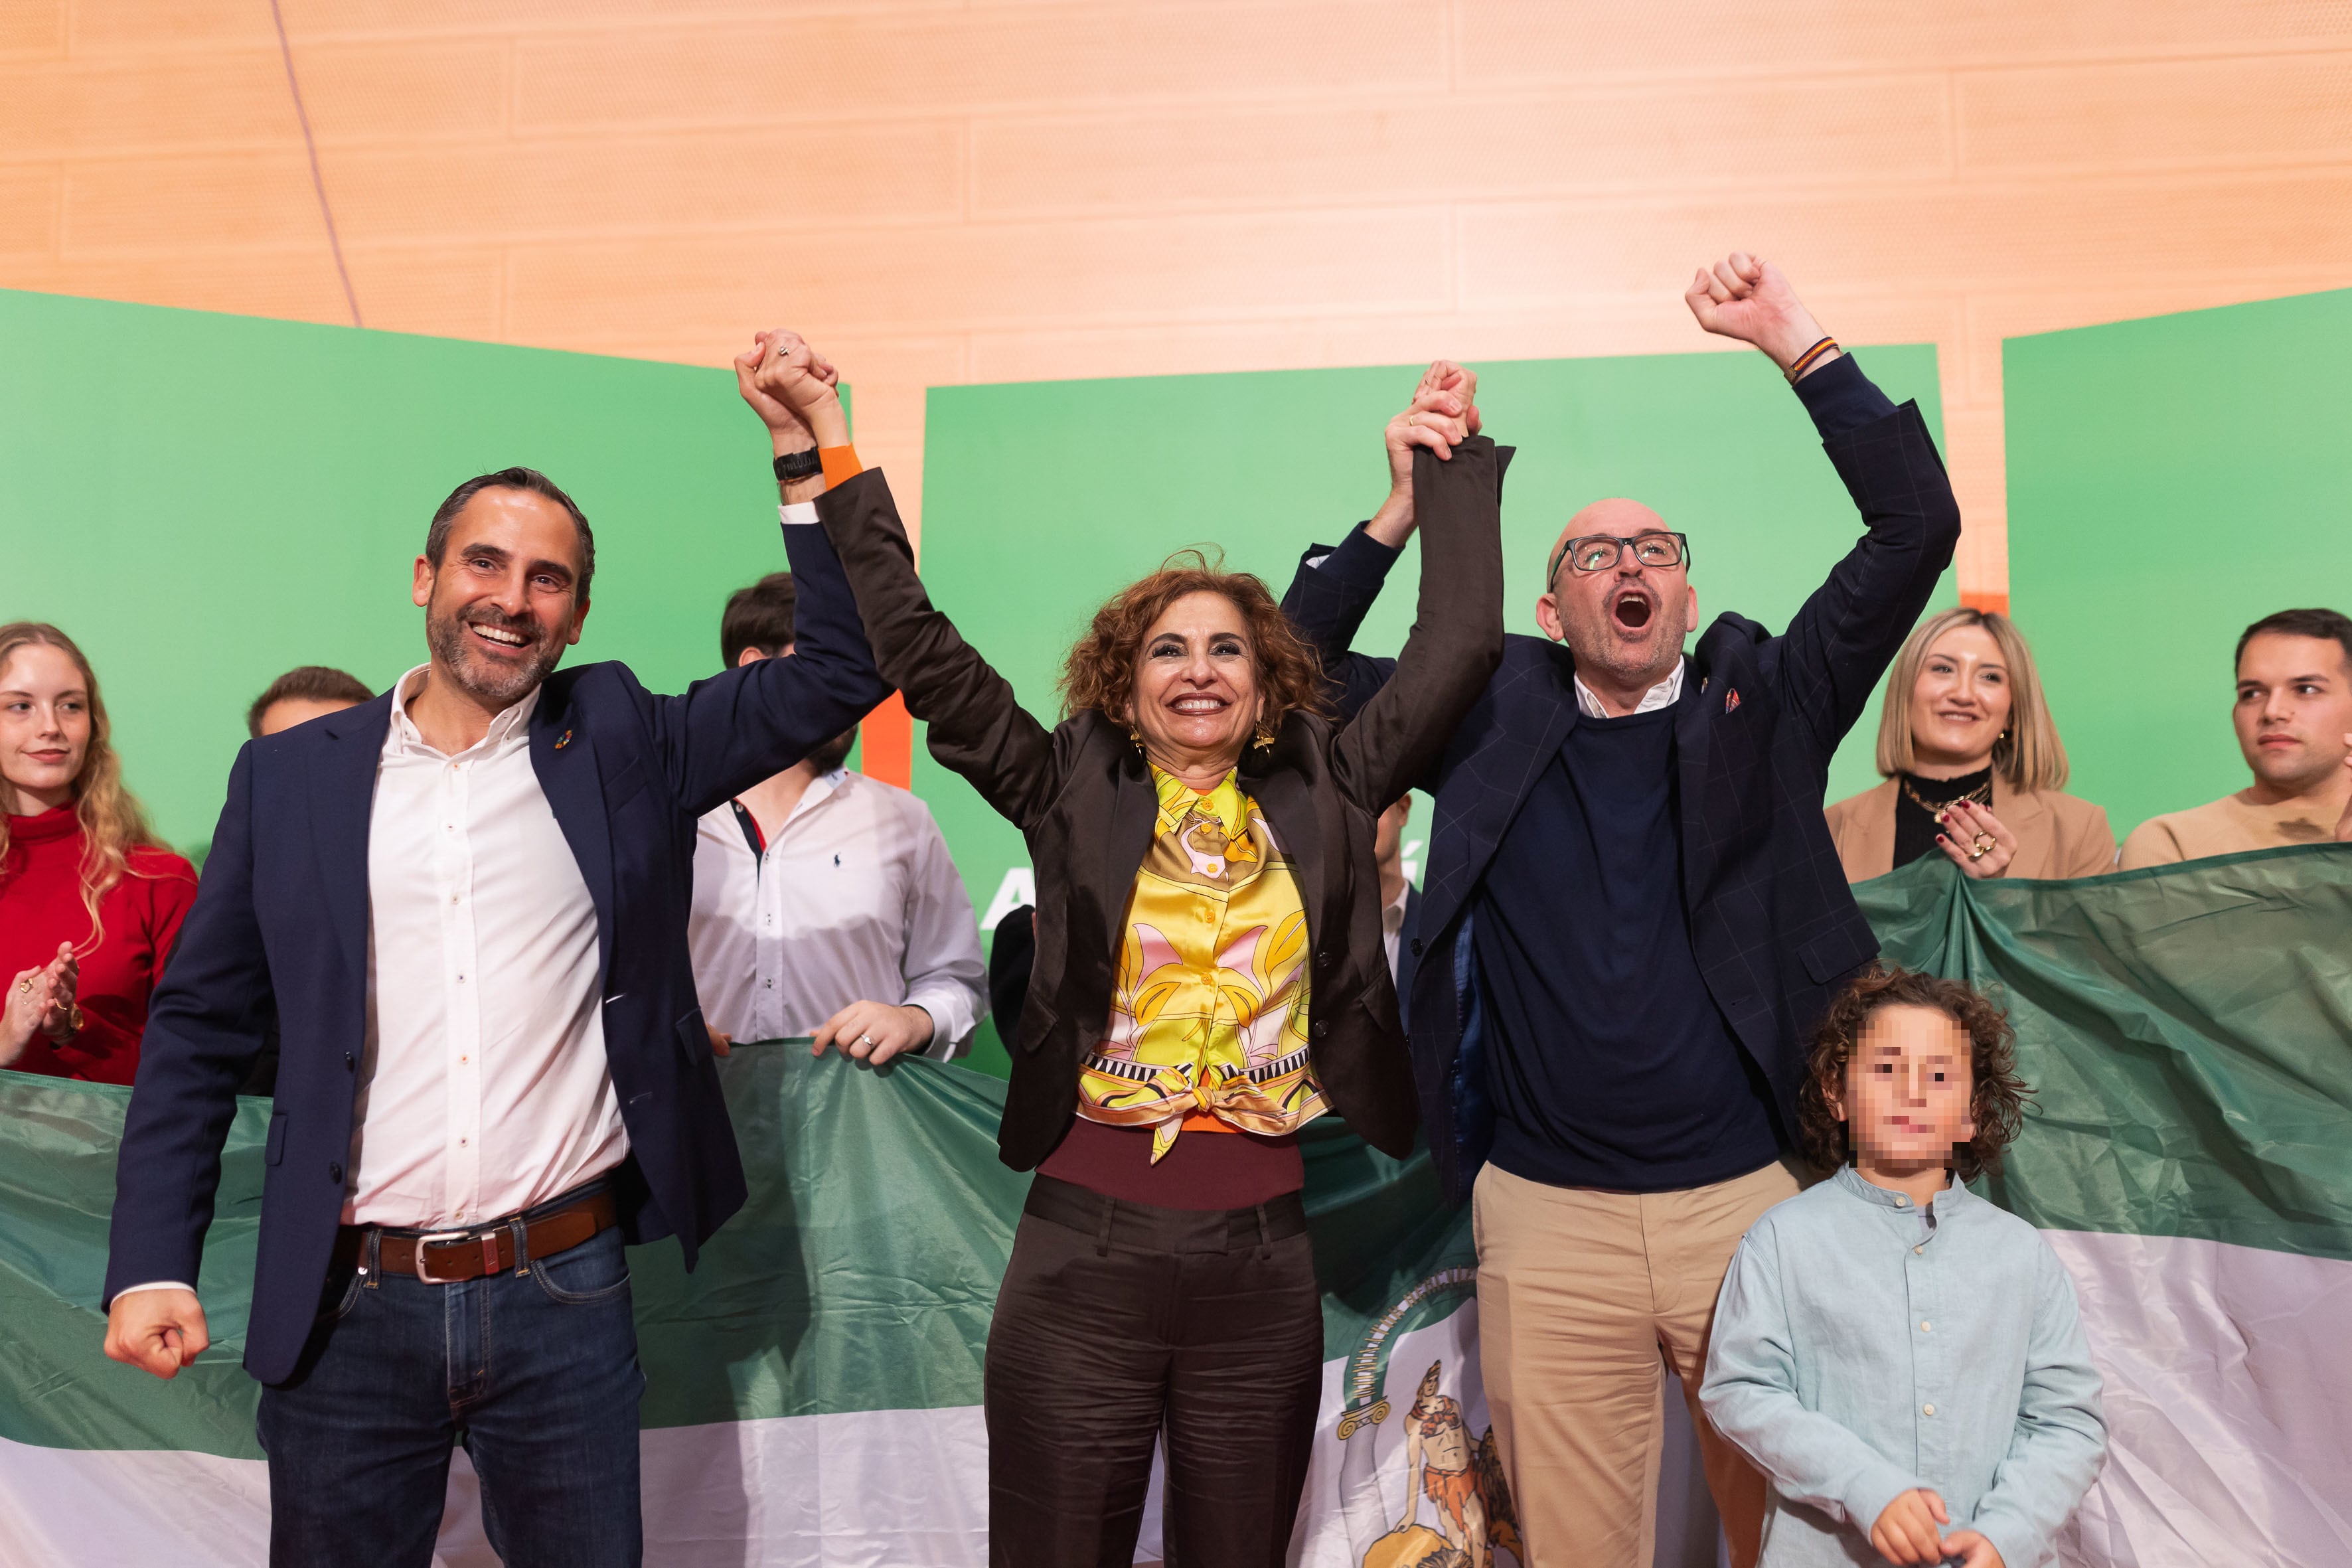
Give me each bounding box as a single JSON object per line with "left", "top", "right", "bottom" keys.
{"left": 1972, "top": 832, "right": 1996, "bottom": 855}
{"left": 856, "top": 1033, "right": 874, "bottom": 1048}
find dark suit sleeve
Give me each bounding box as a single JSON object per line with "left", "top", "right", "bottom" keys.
{"left": 1329, "top": 439, "right": 1508, "bottom": 813}
{"left": 1773, "top": 356, "right": 1964, "bottom": 765}
{"left": 1281, "top": 525, "right": 1402, "bottom": 722}
{"left": 104, "top": 745, "right": 275, "bottom": 1303}
{"left": 815, "top": 468, "right": 1063, "bottom": 830}
{"left": 651, "top": 510, "right": 897, "bottom": 818}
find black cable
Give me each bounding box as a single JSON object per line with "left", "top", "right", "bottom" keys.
{"left": 267, "top": 0, "right": 362, "bottom": 328}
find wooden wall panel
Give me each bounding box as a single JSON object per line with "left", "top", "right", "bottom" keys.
{"left": 4, "top": 0, "right": 2350, "bottom": 589}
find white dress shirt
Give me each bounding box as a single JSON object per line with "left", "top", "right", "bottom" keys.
{"left": 1573, "top": 656, "right": 1686, "bottom": 719}
{"left": 347, "top": 665, "right": 628, "bottom": 1228}
{"left": 688, "top": 768, "right": 986, "bottom": 1056}
{"left": 1381, "top": 879, "right": 1412, "bottom": 983}
{"left": 113, "top": 667, "right": 630, "bottom": 1298}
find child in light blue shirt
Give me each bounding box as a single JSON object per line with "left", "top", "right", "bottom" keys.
{"left": 1701, "top": 968, "right": 2106, "bottom": 1568}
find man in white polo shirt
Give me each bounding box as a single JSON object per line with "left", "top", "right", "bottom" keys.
{"left": 688, "top": 571, "right": 987, "bottom": 1063}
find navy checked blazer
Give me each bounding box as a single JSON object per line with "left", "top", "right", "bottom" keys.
{"left": 103, "top": 515, "right": 890, "bottom": 1386}
{"left": 1284, "top": 395, "right": 1962, "bottom": 1204}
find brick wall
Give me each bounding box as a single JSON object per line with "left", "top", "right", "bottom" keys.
{"left": 6, "top": 0, "right": 2350, "bottom": 597}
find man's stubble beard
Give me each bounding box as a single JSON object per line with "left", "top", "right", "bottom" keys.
{"left": 428, "top": 601, "right": 566, "bottom": 709}
{"left": 1567, "top": 599, "right": 1691, "bottom": 692}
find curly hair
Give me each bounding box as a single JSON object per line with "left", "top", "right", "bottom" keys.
{"left": 1057, "top": 548, "right": 1331, "bottom": 731}
{"left": 1798, "top": 965, "right": 2030, "bottom": 1182}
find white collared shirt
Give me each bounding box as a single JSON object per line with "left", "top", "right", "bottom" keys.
{"left": 688, "top": 769, "right": 986, "bottom": 1055}
{"left": 347, "top": 665, "right": 628, "bottom": 1227}
{"left": 1573, "top": 657, "right": 1687, "bottom": 720}
{"left": 1381, "top": 878, "right": 1412, "bottom": 984}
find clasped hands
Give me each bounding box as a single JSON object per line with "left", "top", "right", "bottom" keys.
{"left": 3, "top": 941, "right": 80, "bottom": 1065}
{"left": 1873, "top": 1487, "right": 2004, "bottom": 1567}
{"left": 733, "top": 327, "right": 850, "bottom": 463}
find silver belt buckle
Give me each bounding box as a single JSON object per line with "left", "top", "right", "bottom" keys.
{"left": 411, "top": 1230, "right": 473, "bottom": 1285}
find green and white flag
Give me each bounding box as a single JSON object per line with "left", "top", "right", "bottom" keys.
{"left": 3, "top": 849, "right": 2346, "bottom": 1566}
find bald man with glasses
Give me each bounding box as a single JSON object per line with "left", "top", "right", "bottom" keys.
{"left": 1281, "top": 255, "right": 1962, "bottom": 1568}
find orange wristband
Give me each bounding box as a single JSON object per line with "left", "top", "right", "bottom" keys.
{"left": 818, "top": 445, "right": 863, "bottom": 489}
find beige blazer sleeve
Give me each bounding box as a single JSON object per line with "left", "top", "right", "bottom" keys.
{"left": 1823, "top": 779, "right": 1899, "bottom": 883}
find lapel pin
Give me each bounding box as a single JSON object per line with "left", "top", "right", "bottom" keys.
{"left": 554, "top": 728, "right": 574, "bottom": 750}
{"left": 1723, "top": 688, "right": 1741, "bottom": 714}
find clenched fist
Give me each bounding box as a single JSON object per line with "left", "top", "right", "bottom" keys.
{"left": 1685, "top": 252, "right": 1838, "bottom": 378}
{"left": 103, "top": 1287, "right": 210, "bottom": 1380}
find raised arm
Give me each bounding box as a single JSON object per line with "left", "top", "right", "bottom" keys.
{"left": 738, "top": 337, "right": 1064, "bottom": 830}
{"left": 1687, "top": 254, "right": 1962, "bottom": 765}
{"left": 1327, "top": 430, "right": 1508, "bottom": 814}
{"left": 645, "top": 330, "right": 895, "bottom": 816}
{"left": 1282, "top": 363, "right": 1480, "bottom": 721}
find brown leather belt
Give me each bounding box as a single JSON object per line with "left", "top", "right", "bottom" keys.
{"left": 337, "top": 1189, "right": 617, "bottom": 1285}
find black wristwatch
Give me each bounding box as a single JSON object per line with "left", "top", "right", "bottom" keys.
{"left": 773, "top": 447, "right": 823, "bottom": 482}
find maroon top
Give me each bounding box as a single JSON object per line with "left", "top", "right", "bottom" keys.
{"left": 1, "top": 807, "right": 198, "bottom": 1085}
{"left": 1037, "top": 1115, "right": 1304, "bottom": 1210}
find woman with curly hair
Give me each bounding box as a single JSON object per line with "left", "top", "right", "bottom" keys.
{"left": 1699, "top": 968, "right": 2108, "bottom": 1568}
{"left": 0, "top": 622, "right": 197, "bottom": 1083}
{"left": 747, "top": 331, "right": 1502, "bottom": 1567}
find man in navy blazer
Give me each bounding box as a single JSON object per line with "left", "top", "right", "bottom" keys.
{"left": 1283, "top": 258, "right": 1961, "bottom": 1567}
{"left": 100, "top": 329, "right": 887, "bottom": 1568}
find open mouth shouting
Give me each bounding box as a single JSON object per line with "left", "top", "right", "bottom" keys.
{"left": 1608, "top": 585, "right": 1654, "bottom": 632}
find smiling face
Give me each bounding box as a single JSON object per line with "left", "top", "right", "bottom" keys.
{"left": 1908, "top": 623, "right": 2012, "bottom": 771}
{"left": 0, "top": 641, "right": 91, "bottom": 813}
{"left": 1127, "top": 589, "right": 1261, "bottom": 779}
{"left": 1535, "top": 498, "right": 1697, "bottom": 694}
{"left": 2233, "top": 632, "right": 2352, "bottom": 794}
{"left": 412, "top": 487, "right": 591, "bottom": 709}
{"left": 1837, "top": 1004, "right": 1976, "bottom": 1172}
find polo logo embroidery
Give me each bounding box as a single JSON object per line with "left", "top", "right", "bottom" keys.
{"left": 1723, "top": 688, "right": 1741, "bottom": 714}
{"left": 554, "top": 729, "right": 573, "bottom": 749}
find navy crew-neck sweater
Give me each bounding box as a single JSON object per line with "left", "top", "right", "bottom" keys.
{"left": 1470, "top": 351, "right": 1894, "bottom": 1194}
{"left": 1473, "top": 680, "right": 1782, "bottom": 1192}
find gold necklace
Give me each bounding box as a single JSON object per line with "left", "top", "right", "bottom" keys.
{"left": 1900, "top": 773, "right": 1991, "bottom": 821}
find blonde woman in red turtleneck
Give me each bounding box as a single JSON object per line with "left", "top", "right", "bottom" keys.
{"left": 0, "top": 623, "right": 196, "bottom": 1085}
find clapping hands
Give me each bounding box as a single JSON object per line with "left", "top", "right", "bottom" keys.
{"left": 3, "top": 941, "right": 78, "bottom": 1065}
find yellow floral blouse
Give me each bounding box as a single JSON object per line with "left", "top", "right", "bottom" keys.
{"left": 1075, "top": 767, "right": 1328, "bottom": 1162}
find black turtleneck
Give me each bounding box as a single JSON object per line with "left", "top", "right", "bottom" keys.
{"left": 1892, "top": 764, "right": 1994, "bottom": 869}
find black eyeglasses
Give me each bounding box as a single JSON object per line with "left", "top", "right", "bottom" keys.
{"left": 1547, "top": 530, "right": 1691, "bottom": 582}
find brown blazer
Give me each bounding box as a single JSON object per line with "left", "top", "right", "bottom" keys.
{"left": 1823, "top": 774, "right": 2117, "bottom": 882}
{"left": 815, "top": 441, "right": 1508, "bottom": 1168}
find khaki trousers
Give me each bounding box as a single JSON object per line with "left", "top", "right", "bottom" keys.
{"left": 1472, "top": 1158, "right": 1802, "bottom": 1568}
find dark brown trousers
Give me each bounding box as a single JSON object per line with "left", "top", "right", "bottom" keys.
{"left": 984, "top": 1174, "right": 1324, "bottom": 1567}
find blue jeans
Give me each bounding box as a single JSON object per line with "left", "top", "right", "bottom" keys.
{"left": 256, "top": 1201, "right": 645, "bottom": 1568}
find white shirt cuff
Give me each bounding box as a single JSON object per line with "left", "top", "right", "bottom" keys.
{"left": 111, "top": 1281, "right": 197, "bottom": 1300}
{"left": 779, "top": 501, "right": 821, "bottom": 526}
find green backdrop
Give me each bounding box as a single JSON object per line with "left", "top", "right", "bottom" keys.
{"left": 2005, "top": 285, "right": 2352, "bottom": 839}
{"left": 917, "top": 346, "right": 1950, "bottom": 1073}
{"left": 0, "top": 287, "right": 810, "bottom": 856}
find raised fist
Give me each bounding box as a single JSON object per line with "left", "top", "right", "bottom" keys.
{"left": 734, "top": 329, "right": 848, "bottom": 449}
{"left": 1684, "top": 253, "right": 1832, "bottom": 374}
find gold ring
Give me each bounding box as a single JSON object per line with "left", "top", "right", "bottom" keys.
{"left": 16, "top": 977, "right": 30, "bottom": 994}
{"left": 1972, "top": 833, "right": 1996, "bottom": 854}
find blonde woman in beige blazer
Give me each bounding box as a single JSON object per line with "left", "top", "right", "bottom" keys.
{"left": 1825, "top": 607, "right": 2116, "bottom": 882}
